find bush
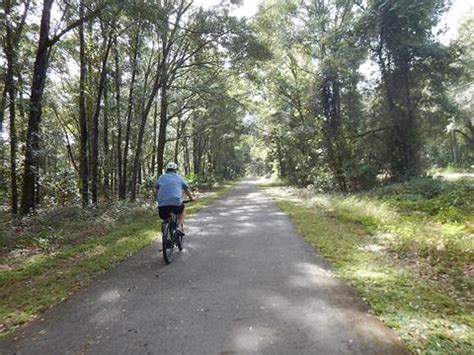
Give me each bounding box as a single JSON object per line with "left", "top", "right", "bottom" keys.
{"left": 309, "top": 166, "right": 338, "bottom": 192}
{"left": 346, "top": 162, "right": 379, "bottom": 191}
{"left": 39, "top": 170, "right": 79, "bottom": 207}
{"left": 372, "top": 178, "right": 473, "bottom": 223}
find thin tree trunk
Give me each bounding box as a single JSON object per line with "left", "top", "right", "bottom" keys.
{"left": 0, "top": 85, "right": 5, "bottom": 196}
{"left": 79, "top": 0, "right": 89, "bottom": 207}
{"left": 184, "top": 136, "right": 190, "bottom": 176}
{"left": 91, "top": 34, "right": 113, "bottom": 204}
{"left": 103, "top": 71, "right": 110, "bottom": 199}
{"left": 4, "top": 0, "right": 18, "bottom": 214}
{"left": 130, "top": 63, "right": 162, "bottom": 201}
{"left": 7, "top": 69, "right": 18, "bottom": 215}
{"left": 91, "top": 33, "right": 112, "bottom": 204}
{"left": 114, "top": 46, "right": 122, "bottom": 198}
{"left": 174, "top": 115, "right": 181, "bottom": 164}
{"left": 150, "top": 100, "right": 158, "bottom": 176}
{"left": 120, "top": 31, "right": 139, "bottom": 200}
{"left": 156, "top": 85, "right": 169, "bottom": 175}
{"left": 0, "top": 87, "right": 6, "bottom": 138}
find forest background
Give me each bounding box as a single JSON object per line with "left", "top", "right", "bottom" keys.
{"left": 0, "top": 0, "right": 472, "bottom": 213}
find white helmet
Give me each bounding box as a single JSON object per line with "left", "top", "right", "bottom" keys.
{"left": 166, "top": 161, "right": 178, "bottom": 170}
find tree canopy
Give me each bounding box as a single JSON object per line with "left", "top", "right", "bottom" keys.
{"left": 0, "top": 0, "right": 472, "bottom": 214}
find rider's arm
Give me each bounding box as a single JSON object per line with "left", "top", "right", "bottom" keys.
{"left": 184, "top": 188, "right": 194, "bottom": 201}
{"left": 154, "top": 179, "right": 161, "bottom": 200}
{"left": 181, "top": 176, "right": 194, "bottom": 201}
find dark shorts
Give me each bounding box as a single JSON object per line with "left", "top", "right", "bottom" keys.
{"left": 158, "top": 204, "right": 185, "bottom": 220}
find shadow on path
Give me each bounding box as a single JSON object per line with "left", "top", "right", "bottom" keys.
{"left": 0, "top": 181, "right": 408, "bottom": 354}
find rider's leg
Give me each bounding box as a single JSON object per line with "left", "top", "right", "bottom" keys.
{"left": 178, "top": 209, "right": 186, "bottom": 231}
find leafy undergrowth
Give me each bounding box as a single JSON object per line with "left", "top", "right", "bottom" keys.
{"left": 0, "top": 182, "right": 235, "bottom": 338}
{"left": 263, "top": 178, "right": 473, "bottom": 354}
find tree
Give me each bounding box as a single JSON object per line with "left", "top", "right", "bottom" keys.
{"left": 79, "top": 0, "right": 89, "bottom": 207}
{"left": 450, "top": 9, "right": 474, "bottom": 165}
{"left": 364, "top": 0, "right": 449, "bottom": 180}
{"left": 20, "top": 0, "right": 106, "bottom": 214}
{"left": 1, "top": 0, "right": 30, "bottom": 214}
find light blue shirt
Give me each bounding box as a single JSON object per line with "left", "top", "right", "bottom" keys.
{"left": 155, "top": 172, "right": 189, "bottom": 206}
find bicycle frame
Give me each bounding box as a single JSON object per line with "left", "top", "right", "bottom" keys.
{"left": 160, "top": 200, "right": 192, "bottom": 264}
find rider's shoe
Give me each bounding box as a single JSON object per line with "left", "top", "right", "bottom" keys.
{"left": 176, "top": 227, "right": 185, "bottom": 236}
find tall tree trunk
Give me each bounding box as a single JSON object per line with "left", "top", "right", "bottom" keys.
{"left": 79, "top": 0, "right": 89, "bottom": 207}
{"left": 7, "top": 65, "right": 18, "bottom": 215}
{"left": 320, "top": 77, "right": 347, "bottom": 192}
{"left": 0, "top": 87, "right": 6, "bottom": 187}
{"left": 401, "top": 64, "right": 419, "bottom": 177}
{"left": 120, "top": 31, "right": 139, "bottom": 200}
{"left": 0, "top": 86, "right": 6, "bottom": 137}
{"left": 4, "top": 0, "right": 18, "bottom": 214}
{"left": 91, "top": 34, "right": 112, "bottom": 204}
{"left": 450, "top": 131, "right": 458, "bottom": 165}
{"left": 174, "top": 115, "right": 182, "bottom": 164}
{"left": 183, "top": 136, "right": 190, "bottom": 176}
{"left": 8, "top": 86, "right": 18, "bottom": 214}
{"left": 103, "top": 69, "right": 110, "bottom": 199}
{"left": 114, "top": 46, "right": 122, "bottom": 197}
{"left": 130, "top": 64, "right": 162, "bottom": 201}
{"left": 192, "top": 115, "right": 204, "bottom": 176}
{"left": 20, "top": 0, "right": 53, "bottom": 214}
{"left": 156, "top": 85, "right": 169, "bottom": 175}
{"left": 150, "top": 100, "right": 158, "bottom": 176}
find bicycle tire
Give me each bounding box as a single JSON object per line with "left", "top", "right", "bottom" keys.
{"left": 176, "top": 229, "right": 184, "bottom": 251}
{"left": 162, "top": 222, "right": 175, "bottom": 264}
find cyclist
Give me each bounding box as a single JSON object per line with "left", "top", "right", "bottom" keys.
{"left": 155, "top": 162, "right": 194, "bottom": 235}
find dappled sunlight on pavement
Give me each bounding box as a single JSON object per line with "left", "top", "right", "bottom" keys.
{"left": 0, "top": 181, "right": 408, "bottom": 354}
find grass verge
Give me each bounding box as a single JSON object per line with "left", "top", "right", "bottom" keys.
{"left": 263, "top": 178, "right": 473, "bottom": 354}
{"left": 0, "top": 182, "right": 236, "bottom": 338}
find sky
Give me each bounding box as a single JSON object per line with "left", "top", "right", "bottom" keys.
{"left": 437, "top": 0, "right": 473, "bottom": 43}
{"left": 195, "top": 0, "right": 472, "bottom": 43}
{"left": 194, "top": 0, "right": 260, "bottom": 18}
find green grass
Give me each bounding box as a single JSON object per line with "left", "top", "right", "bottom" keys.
{"left": 0, "top": 182, "right": 235, "bottom": 338}
{"left": 264, "top": 178, "right": 473, "bottom": 354}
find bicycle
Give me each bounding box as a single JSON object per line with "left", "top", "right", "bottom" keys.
{"left": 161, "top": 200, "right": 192, "bottom": 264}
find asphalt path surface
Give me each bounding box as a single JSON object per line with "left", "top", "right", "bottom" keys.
{"left": 1, "top": 181, "right": 408, "bottom": 354}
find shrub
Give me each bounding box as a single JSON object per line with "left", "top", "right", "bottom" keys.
{"left": 372, "top": 178, "right": 473, "bottom": 223}
{"left": 39, "top": 170, "right": 79, "bottom": 207}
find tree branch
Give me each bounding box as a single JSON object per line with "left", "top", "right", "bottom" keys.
{"left": 47, "top": 3, "right": 107, "bottom": 47}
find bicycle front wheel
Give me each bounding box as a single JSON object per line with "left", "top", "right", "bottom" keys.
{"left": 162, "top": 223, "right": 175, "bottom": 264}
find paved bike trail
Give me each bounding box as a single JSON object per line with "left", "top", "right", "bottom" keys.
{"left": 1, "top": 181, "right": 408, "bottom": 354}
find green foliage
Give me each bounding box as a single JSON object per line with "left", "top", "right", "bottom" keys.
{"left": 39, "top": 169, "right": 79, "bottom": 207}
{"left": 373, "top": 178, "right": 474, "bottom": 222}
{"left": 445, "top": 9, "right": 474, "bottom": 168}
{"left": 362, "top": 0, "right": 455, "bottom": 179}
{"left": 247, "top": 0, "right": 469, "bottom": 189}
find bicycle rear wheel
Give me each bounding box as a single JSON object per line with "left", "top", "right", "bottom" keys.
{"left": 162, "top": 222, "right": 175, "bottom": 264}
{"left": 176, "top": 229, "right": 184, "bottom": 251}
